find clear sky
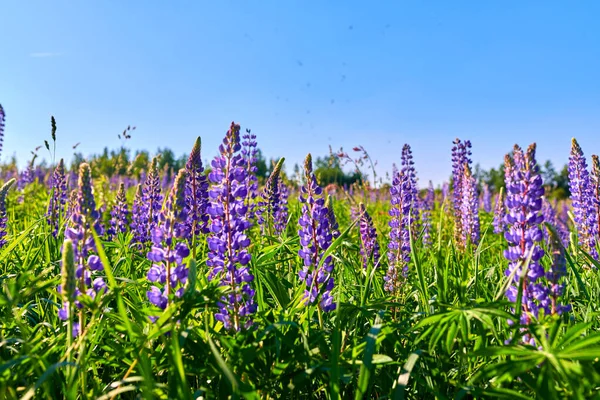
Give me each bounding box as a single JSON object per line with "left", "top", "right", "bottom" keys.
{"left": 1, "top": 1, "right": 599, "bottom": 185}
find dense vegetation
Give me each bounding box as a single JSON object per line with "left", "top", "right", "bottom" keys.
{"left": 1, "top": 119, "right": 599, "bottom": 399}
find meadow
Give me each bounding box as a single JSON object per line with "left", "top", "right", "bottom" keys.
{"left": 1, "top": 117, "right": 600, "bottom": 399}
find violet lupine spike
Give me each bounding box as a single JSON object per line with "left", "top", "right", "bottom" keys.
{"left": 134, "top": 157, "right": 163, "bottom": 246}
{"left": 297, "top": 153, "right": 336, "bottom": 312}
{"left": 257, "top": 158, "right": 285, "bottom": 236}
{"left": 207, "top": 122, "right": 256, "bottom": 331}
{"left": 441, "top": 182, "right": 449, "bottom": 204}
{"left": 0, "top": 179, "right": 16, "bottom": 249}
{"left": 482, "top": 184, "right": 492, "bottom": 213}
{"left": 492, "top": 187, "right": 506, "bottom": 234}
{"left": 358, "top": 203, "right": 380, "bottom": 269}
{"left": 46, "top": 159, "right": 68, "bottom": 237}
{"left": 0, "top": 104, "right": 4, "bottom": 158}
{"left": 108, "top": 182, "right": 129, "bottom": 240}
{"left": 274, "top": 180, "right": 290, "bottom": 236}
{"left": 326, "top": 195, "right": 339, "bottom": 240}
{"left": 385, "top": 169, "right": 412, "bottom": 295}
{"left": 58, "top": 163, "right": 106, "bottom": 337}
{"left": 460, "top": 164, "right": 480, "bottom": 247}
{"left": 185, "top": 137, "right": 210, "bottom": 238}
{"left": 568, "top": 138, "right": 598, "bottom": 260}
{"left": 451, "top": 138, "right": 472, "bottom": 243}
{"left": 401, "top": 144, "right": 421, "bottom": 239}
{"left": 503, "top": 144, "right": 548, "bottom": 335}
{"left": 146, "top": 169, "right": 190, "bottom": 314}
{"left": 242, "top": 129, "right": 259, "bottom": 220}
{"left": 591, "top": 154, "right": 600, "bottom": 244}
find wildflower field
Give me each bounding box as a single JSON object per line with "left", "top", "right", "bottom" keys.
{"left": 2, "top": 112, "right": 600, "bottom": 399}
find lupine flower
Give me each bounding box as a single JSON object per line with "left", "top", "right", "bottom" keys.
{"left": 503, "top": 144, "right": 548, "bottom": 333}
{"left": 401, "top": 144, "right": 420, "bottom": 235}
{"left": 58, "top": 163, "right": 106, "bottom": 337}
{"left": 108, "top": 182, "right": 129, "bottom": 239}
{"left": 451, "top": 138, "right": 472, "bottom": 243}
{"left": 492, "top": 187, "right": 506, "bottom": 234}
{"left": 274, "top": 180, "right": 290, "bottom": 235}
{"left": 385, "top": 169, "right": 412, "bottom": 294}
{"left": 130, "top": 184, "right": 143, "bottom": 240}
{"left": 257, "top": 158, "right": 285, "bottom": 236}
{"left": 541, "top": 198, "right": 570, "bottom": 248}
{"left": 298, "top": 154, "right": 336, "bottom": 312}
{"left": 207, "top": 122, "right": 256, "bottom": 330}
{"left": 482, "top": 184, "right": 492, "bottom": 213}
{"left": 460, "top": 164, "right": 480, "bottom": 247}
{"left": 132, "top": 157, "right": 163, "bottom": 246}
{"left": 46, "top": 159, "right": 68, "bottom": 237}
{"left": 326, "top": 195, "right": 340, "bottom": 240}
{"left": 0, "top": 179, "right": 16, "bottom": 249}
{"left": 591, "top": 154, "right": 600, "bottom": 243}
{"left": 358, "top": 203, "right": 380, "bottom": 269}
{"left": 146, "top": 169, "right": 190, "bottom": 314}
{"left": 568, "top": 138, "right": 598, "bottom": 260}
{"left": 185, "top": 137, "right": 209, "bottom": 238}
{"left": 242, "top": 129, "right": 259, "bottom": 220}
{"left": 0, "top": 104, "right": 5, "bottom": 158}
{"left": 441, "top": 182, "right": 449, "bottom": 203}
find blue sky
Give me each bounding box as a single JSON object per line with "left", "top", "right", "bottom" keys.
{"left": 1, "top": 1, "right": 599, "bottom": 185}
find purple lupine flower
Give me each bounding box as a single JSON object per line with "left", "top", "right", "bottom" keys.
{"left": 492, "top": 187, "right": 506, "bottom": 234}
{"left": 591, "top": 155, "right": 600, "bottom": 243}
{"left": 274, "top": 180, "right": 290, "bottom": 236}
{"left": 108, "top": 182, "right": 129, "bottom": 239}
{"left": 58, "top": 163, "right": 106, "bottom": 337}
{"left": 0, "top": 179, "right": 16, "bottom": 249}
{"left": 46, "top": 159, "right": 68, "bottom": 237}
{"left": 257, "top": 158, "right": 285, "bottom": 236}
{"left": 482, "top": 184, "right": 492, "bottom": 213}
{"left": 242, "top": 129, "right": 259, "bottom": 220}
{"left": 451, "top": 138, "right": 472, "bottom": 243}
{"left": 297, "top": 154, "right": 336, "bottom": 312}
{"left": 460, "top": 164, "right": 480, "bottom": 247}
{"left": 185, "top": 137, "right": 210, "bottom": 238}
{"left": 19, "top": 162, "right": 35, "bottom": 189}
{"left": 0, "top": 104, "right": 5, "bottom": 158}
{"left": 358, "top": 203, "right": 380, "bottom": 269}
{"left": 132, "top": 158, "right": 163, "bottom": 246}
{"left": 207, "top": 122, "right": 256, "bottom": 330}
{"left": 326, "top": 195, "right": 339, "bottom": 240}
{"left": 385, "top": 169, "right": 413, "bottom": 294}
{"left": 401, "top": 145, "right": 420, "bottom": 237}
{"left": 146, "top": 169, "right": 190, "bottom": 313}
{"left": 503, "top": 144, "right": 547, "bottom": 332}
{"left": 568, "top": 138, "right": 598, "bottom": 260}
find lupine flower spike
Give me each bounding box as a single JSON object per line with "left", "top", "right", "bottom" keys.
{"left": 385, "top": 169, "right": 412, "bottom": 294}
{"left": 46, "top": 159, "right": 68, "bottom": 237}
{"left": 207, "top": 122, "right": 257, "bottom": 330}
{"left": 0, "top": 104, "right": 5, "bottom": 158}
{"left": 185, "top": 137, "right": 209, "bottom": 241}
{"left": 108, "top": 182, "right": 129, "bottom": 239}
{"left": 298, "top": 154, "right": 336, "bottom": 312}
{"left": 146, "top": 169, "right": 190, "bottom": 315}
{"left": 358, "top": 203, "right": 380, "bottom": 269}
{"left": 568, "top": 138, "right": 598, "bottom": 260}
{"left": 257, "top": 157, "right": 285, "bottom": 236}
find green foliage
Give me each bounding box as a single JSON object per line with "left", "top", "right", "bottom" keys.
{"left": 0, "top": 174, "right": 599, "bottom": 399}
